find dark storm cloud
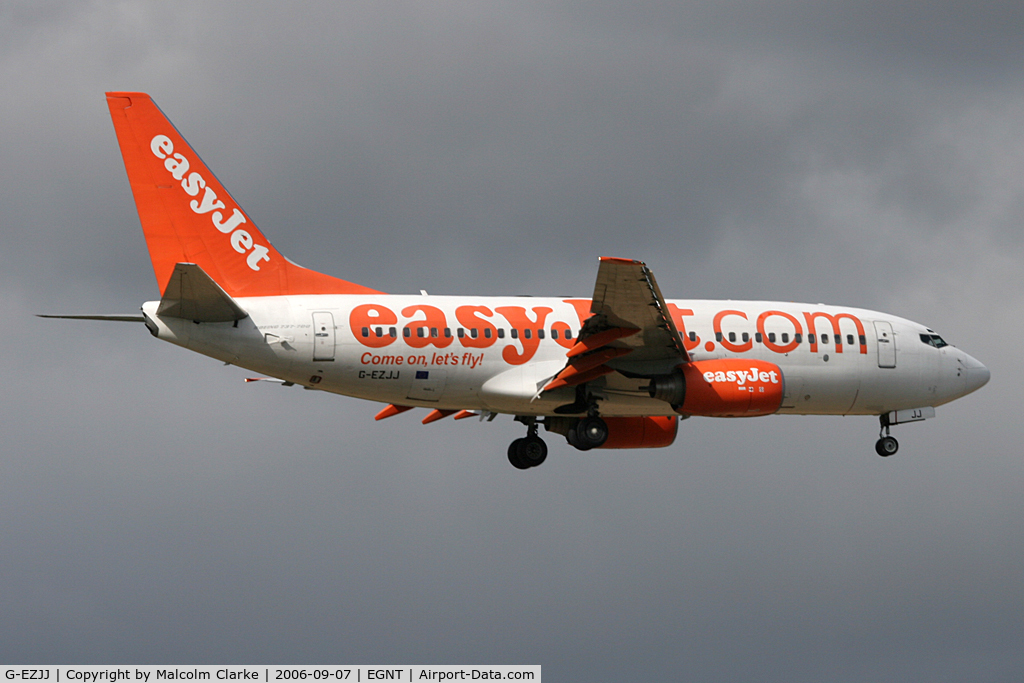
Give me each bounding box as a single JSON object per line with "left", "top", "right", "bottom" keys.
{"left": 2, "top": 2, "right": 1023, "bottom": 681}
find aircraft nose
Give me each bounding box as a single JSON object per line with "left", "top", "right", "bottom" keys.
{"left": 960, "top": 353, "right": 990, "bottom": 394}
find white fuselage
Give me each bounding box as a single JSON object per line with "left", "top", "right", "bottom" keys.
{"left": 140, "top": 295, "right": 990, "bottom": 419}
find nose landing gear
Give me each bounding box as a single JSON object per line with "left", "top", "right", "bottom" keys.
{"left": 875, "top": 435, "right": 899, "bottom": 457}
{"left": 875, "top": 414, "right": 899, "bottom": 457}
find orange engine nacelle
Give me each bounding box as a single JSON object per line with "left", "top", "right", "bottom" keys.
{"left": 648, "top": 359, "right": 784, "bottom": 417}
{"left": 598, "top": 416, "right": 679, "bottom": 449}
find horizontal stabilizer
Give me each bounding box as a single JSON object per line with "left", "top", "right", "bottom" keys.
{"left": 157, "top": 263, "right": 248, "bottom": 322}
{"left": 37, "top": 314, "right": 145, "bottom": 322}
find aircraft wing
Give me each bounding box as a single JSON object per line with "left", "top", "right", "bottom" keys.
{"left": 544, "top": 257, "right": 687, "bottom": 392}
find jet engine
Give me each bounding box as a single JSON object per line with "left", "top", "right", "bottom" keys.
{"left": 546, "top": 415, "right": 679, "bottom": 450}
{"left": 598, "top": 416, "right": 679, "bottom": 449}
{"left": 649, "top": 358, "right": 784, "bottom": 417}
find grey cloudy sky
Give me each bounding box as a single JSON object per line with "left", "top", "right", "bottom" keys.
{"left": 2, "top": 1, "right": 1023, "bottom": 679}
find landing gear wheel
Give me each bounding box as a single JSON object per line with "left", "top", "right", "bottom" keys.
{"left": 508, "top": 435, "right": 547, "bottom": 469}
{"left": 519, "top": 435, "right": 548, "bottom": 467}
{"left": 566, "top": 427, "right": 591, "bottom": 451}
{"left": 875, "top": 436, "right": 899, "bottom": 457}
{"left": 508, "top": 438, "right": 530, "bottom": 469}
{"left": 576, "top": 416, "right": 609, "bottom": 449}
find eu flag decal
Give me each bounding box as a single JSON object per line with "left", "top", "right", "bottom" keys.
{"left": 415, "top": 371, "right": 429, "bottom": 380}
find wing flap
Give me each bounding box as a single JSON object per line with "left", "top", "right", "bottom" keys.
{"left": 543, "top": 258, "right": 687, "bottom": 400}
{"left": 584, "top": 257, "right": 688, "bottom": 364}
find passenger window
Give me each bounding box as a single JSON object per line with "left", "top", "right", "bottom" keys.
{"left": 524, "top": 329, "right": 532, "bottom": 340}
{"left": 808, "top": 334, "right": 815, "bottom": 344}
{"left": 538, "top": 329, "right": 545, "bottom": 339}
{"left": 821, "top": 334, "right": 829, "bottom": 344}
{"left": 742, "top": 332, "right": 749, "bottom": 343}
{"left": 417, "top": 327, "right": 425, "bottom": 338}
{"left": 498, "top": 329, "right": 505, "bottom": 339}
{"left": 430, "top": 327, "right": 438, "bottom": 338}
{"left": 565, "top": 330, "right": 573, "bottom": 341}
{"left": 859, "top": 334, "right": 866, "bottom": 346}
{"left": 457, "top": 328, "right": 465, "bottom": 338}
{"left": 794, "top": 333, "right": 802, "bottom": 343}
{"left": 389, "top": 327, "right": 396, "bottom": 338}
{"left": 470, "top": 328, "right": 478, "bottom": 338}
{"left": 511, "top": 329, "right": 519, "bottom": 339}
{"left": 375, "top": 327, "right": 383, "bottom": 337}
{"left": 551, "top": 329, "right": 559, "bottom": 340}
{"left": 484, "top": 328, "right": 492, "bottom": 339}
{"left": 728, "top": 332, "right": 736, "bottom": 342}
{"left": 847, "top": 334, "right": 854, "bottom": 345}
{"left": 444, "top": 328, "right": 451, "bottom": 338}
{"left": 361, "top": 327, "right": 369, "bottom": 337}
{"left": 769, "top": 332, "right": 777, "bottom": 343}
{"left": 689, "top": 332, "right": 697, "bottom": 342}
{"left": 403, "top": 327, "right": 411, "bottom": 338}
{"left": 716, "top": 332, "right": 723, "bottom": 342}
{"left": 755, "top": 333, "right": 762, "bottom": 343}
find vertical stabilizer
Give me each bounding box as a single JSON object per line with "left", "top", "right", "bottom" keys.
{"left": 106, "top": 92, "right": 382, "bottom": 297}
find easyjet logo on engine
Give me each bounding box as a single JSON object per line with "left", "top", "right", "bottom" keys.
{"left": 150, "top": 135, "right": 271, "bottom": 271}
{"left": 703, "top": 367, "right": 780, "bottom": 386}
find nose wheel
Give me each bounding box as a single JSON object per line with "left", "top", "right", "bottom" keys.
{"left": 875, "top": 435, "right": 899, "bottom": 457}
{"left": 875, "top": 414, "right": 899, "bottom": 457}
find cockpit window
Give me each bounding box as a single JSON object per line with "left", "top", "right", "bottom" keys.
{"left": 919, "top": 333, "right": 949, "bottom": 348}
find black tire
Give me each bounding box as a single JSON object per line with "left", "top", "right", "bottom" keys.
{"left": 520, "top": 435, "right": 548, "bottom": 467}
{"left": 576, "top": 416, "right": 609, "bottom": 449}
{"left": 875, "top": 436, "right": 899, "bottom": 457}
{"left": 508, "top": 438, "right": 530, "bottom": 469}
{"left": 566, "top": 426, "right": 591, "bottom": 451}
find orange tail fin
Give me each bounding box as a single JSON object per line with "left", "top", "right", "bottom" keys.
{"left": 106, "top": 92, "right": 382, "bottom": 297}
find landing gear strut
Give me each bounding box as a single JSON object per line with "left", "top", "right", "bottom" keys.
{"left": 508, "top": 418, "right": 548, "bottom": 469}
{"left": 875, "top": 414, "right": 899, "bottom": 457}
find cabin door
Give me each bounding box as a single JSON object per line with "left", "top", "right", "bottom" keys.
{"left": 874, "top": 321, "right": 896, "bottom": 368}
{"left": 312, "top": 311, "right": 336, "bottom": 361}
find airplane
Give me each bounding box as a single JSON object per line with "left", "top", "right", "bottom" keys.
{"left": 42, "top": 92, "right": 991, "bottom": 469}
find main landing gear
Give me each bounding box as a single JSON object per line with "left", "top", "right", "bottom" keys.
{"left": 565, "top": 415, "right": 609, "bottom": 451}
{"left": 875, "top": 414, "right": 899, "bottom": 457}
{"left": 508, "top": 418, "right": 548, "bottom": 470}
{"left": 507, "top": 412, "right": 611, "bottom": 469}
